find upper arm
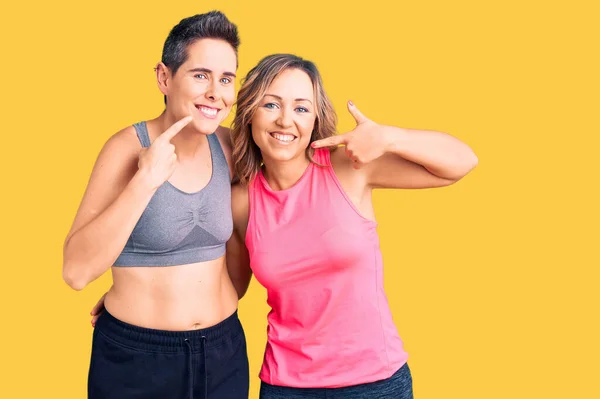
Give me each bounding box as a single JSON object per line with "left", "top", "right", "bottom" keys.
{"left": 365, "top": 153, "right": 456, "bottom": 189}
{"left": 226, "top": 183, "right": 252, "bottom": 296}
{"left": 64, "top": 127, "right": 140, "bottom": 244}
{"left": 226, "top": 231, "right": 250, "bottom": 281}
{"left": 331, "top": 148, "right": 455, "bottom": 190}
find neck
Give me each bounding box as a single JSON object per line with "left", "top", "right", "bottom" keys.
{"left": 157, "top": 110, "right": 208, "bottom": 159}
{"left": 261, "top": 154, "right": 310, "bottom": 191}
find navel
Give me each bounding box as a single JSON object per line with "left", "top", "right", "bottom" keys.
{"left": 191, "top": 322, "right": 203, "bottom": 330}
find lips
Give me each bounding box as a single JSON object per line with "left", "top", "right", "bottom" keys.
{"left": 269, "top": 131, "right": 297, "bottom": 143}
{"left": 195, "top": 104, "right": 220, "bottom": 119}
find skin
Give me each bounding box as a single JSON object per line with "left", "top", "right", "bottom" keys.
{"left": 64, "top": 38, "right": 240, "bottom": 330}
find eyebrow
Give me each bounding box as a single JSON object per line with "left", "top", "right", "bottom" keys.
{"left": 264, "top": 93, "right": 313, "bottom": 104}
{"left": 188, "top": 67, "right": 237, "bottom": 78}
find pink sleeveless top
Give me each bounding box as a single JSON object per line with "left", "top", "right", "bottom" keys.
{"left": 246, "top": 148, "right": 409, "bottom": 388}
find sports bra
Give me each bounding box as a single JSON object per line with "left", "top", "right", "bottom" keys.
{"left": 113, "top": 121, "right": 233, "bottom": 267}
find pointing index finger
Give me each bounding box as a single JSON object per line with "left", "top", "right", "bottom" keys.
{"left": 311, "top": 134, "right": 346, "bottom": 149}
{"left": 160, "top": 116, "right": 193, "bottom": 142}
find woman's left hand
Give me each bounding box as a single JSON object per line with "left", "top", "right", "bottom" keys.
{"left": 311, "top": 101, "right": 390, "bottom": 169}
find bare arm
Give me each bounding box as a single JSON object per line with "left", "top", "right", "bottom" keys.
{"left": 366, "top": 125, "right": 478, "bottom": 189}
{"left": 226, "top": 183, "right": 252, "bottom": 299}
{"left": 62, "top": 130, "right": 154, "bottom": 290}
{"left": 62, "top": 117, "right": 192, "bottom": 290}
{"left": 313, "top": 101, "right": 478, "bottom": 189}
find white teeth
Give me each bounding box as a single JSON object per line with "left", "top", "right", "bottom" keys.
{"left": 198, "top": 106, "right": 217, "bottom": 116}
{"left": 272, "top": 133, "right": 295, "bottom": 142}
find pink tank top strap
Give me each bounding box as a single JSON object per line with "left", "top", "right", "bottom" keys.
{"left": 311, "top": 147, "right": 332, "bottom": 166}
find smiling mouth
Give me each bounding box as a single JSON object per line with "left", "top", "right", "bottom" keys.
{"left": 195, "top": 105, "right": 220, "bottom": 119}
{"left": 270, "top": 132, "right": 297, "bottom": 143}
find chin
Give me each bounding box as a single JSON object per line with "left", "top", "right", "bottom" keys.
{"left": 267, "top": 147, "right": 306, "bottom": 162}
{"left": 191, "top": 118, "right": 221, "bottom": 135}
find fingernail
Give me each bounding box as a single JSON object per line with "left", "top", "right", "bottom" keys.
{"left": 348, "top": 100, "right": 354, "bottom": 106}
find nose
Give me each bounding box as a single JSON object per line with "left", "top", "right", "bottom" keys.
{"left": 205, "top": 80, "right": 221, "bottom": 102}
{"left": 276, "top": 107, "right": 293, "bottom": 128}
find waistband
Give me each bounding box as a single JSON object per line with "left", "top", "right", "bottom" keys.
{"left": 95, "top": 308, "right": 243, "bottom": 353}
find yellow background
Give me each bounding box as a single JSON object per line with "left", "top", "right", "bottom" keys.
{"left": 1, "top": 0, "right": 598, "bottom": 398}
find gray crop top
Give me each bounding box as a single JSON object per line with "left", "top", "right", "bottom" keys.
{"left": 113, "top": 121, "right": 233, "bottom": 267}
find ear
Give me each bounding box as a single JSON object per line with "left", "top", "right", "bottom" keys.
{"left": 155, "top": 62, "right": 170, "bottom": 96}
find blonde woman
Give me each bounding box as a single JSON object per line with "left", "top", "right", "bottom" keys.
{"left": 226, "top": 54, "right": 478, "bottom": 398}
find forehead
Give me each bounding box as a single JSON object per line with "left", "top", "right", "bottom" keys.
{"left": 182, "top": 38, "right": 237, "bottom": 72}
{"left": 267, "top": 68, "right": 314, "bottom": 99}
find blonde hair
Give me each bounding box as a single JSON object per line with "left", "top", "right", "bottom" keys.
{"left": 231, "top": 54, "right": 337, "bottom": 185}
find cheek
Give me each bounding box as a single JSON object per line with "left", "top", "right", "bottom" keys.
{"left": 223, "top": 88, "right": 236, "bottom": 106}
{"left": 167, "top": 81, "right": 183, "bottom": 99}
{"left": 250, "top": 126, "right": 265, "bottom": 150}
{"left": 178, "top": 79, "right": 196, "bottom": 95}
{"left": 251, "top": 110, "right": 274, "bottom": 131}
{"left": 174, "top": 85, "right": 197, "bottom": 104}
{"left": 250, "top": 114, "right": 274, "bottom": 147}
{"left": 299, "top": 117, "right": 317, "bottom": 138}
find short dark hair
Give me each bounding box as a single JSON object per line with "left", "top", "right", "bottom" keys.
{"left": 160, "top": 11, "right": 240, "bottom": 103}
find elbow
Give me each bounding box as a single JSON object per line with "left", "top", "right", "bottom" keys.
{"left": 469, "top": 151, "right": 479, "bottom": 170}
{"left": 62, "top": 238, "right": 92, "bottom": 291}
{"left": 231, "top": 276, "right": 251, "bottom": 300}
{"left": 441, "top": 152, "right": 479, "bottom": 185}
{"left": 238, "top": 286, "right": 250, "bottom": 300}
{"left": 62, "top": 261, "right": 89, "bottom": 291}
{"left": 234, "top": 282, "right": 250, "bottom": 300}
{"left": 455, "top": 151, "right": 479, "bottom": 181}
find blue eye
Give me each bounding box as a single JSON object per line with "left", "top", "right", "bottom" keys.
{"left": 296, "top": 107, "right": 309, "bottom": 113}
{"left": 264, "top": 103, "right": 279, "bottom": 109}
{"left": 220, "top": 77, "right": 232, "bottom": 84}
{"left": 194, "top": 73, "right": 207, "bottom": 80}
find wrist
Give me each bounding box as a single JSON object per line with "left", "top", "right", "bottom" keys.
{"left": 383, "top": 126, "right": 409, "bottom": 154}
{"left": 132, "top": 169, "right": 159, "bottom": 195}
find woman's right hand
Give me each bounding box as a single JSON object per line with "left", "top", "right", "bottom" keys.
{"left": 90, "top": 292, "right": 107, "bottom": 327}
{"left": 137, "top": 116, "right": 193, "bottom": 189}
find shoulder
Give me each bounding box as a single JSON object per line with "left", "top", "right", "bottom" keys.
{"left": 329, "top": 146, "right": 368, "bottom": 189}
{"left": 96, "top": 124, "right": 141, "bottom": 163}
{"left": 81, "top": 125, "right": 142, "bottom": 193}
{"left": 329, "top": 146, "right": 353, "bottom": 170}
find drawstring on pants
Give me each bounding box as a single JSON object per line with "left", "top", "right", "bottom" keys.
{"left": 201, "top": 336, "right": 207, "bottom": 399}
{"left": 184, "top": 338, "right": 193, "bottom": 399}
{"left": 184, "top": 336, "right": 208, "bottom": 399}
